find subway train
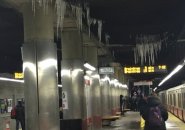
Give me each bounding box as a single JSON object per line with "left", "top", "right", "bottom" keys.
{"left": 159, "top": 83, "right": 185, "bottom": 122}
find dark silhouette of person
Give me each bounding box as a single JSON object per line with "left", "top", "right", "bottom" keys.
{"left": 59, "top": 98, "right": 63, "bottom": 119}
{"left": 120, "top": 95, "right": 124, "bottom": 114}
{"left": 138, "top": 95, "right": 147, "bottom": 115}
{"left": 141, "top": 96, "right": 168, "bottom": 130}
{"left": 15, "top": 101, "right": 25, "bottom": 130}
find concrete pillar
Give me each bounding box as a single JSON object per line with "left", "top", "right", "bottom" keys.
{"left": 91, "top": 74, "right": 101, "bottom": 130}
{"left": 83, "top": 46, "right": 98, "bottom": 67}
{"left": 61, "top": 8, "right": 84, "bottom": 119}
{"left": 22, "top": 3, "right": 59, "bottom": 130}
{"left": 83, "top": 37, "right": 101, "bottom": 130}
{"left": 109, "top": 63, "right": 123, "bottom": 113}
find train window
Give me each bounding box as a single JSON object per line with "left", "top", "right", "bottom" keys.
{"left": 178, "top": 94, "right": 179, "bottom": 107}
{"left": 169, "top": 94, "right": 171, "bottom": 105}
{"left": 169, "top": 94, "right": 170, "bottom": 105}
{"left": 180, "top": 93, "right": 181, "bottom": 108}
{"left": 180, "top": 93, "right": 182, "bottom": 108}
{"left": 161, "top": 93, "right": 166, "bottom": 104}
{"left": 178, "top": 93, "right": 181, "bottom": 108}
{"left": 173, "top": 94, "right": 176, "bottom": 106}
{"left": 183, "top": 93, "right": 185, "bottom": 109}
{"left": 170, "top": 94, "right": 172, "bottom": 105}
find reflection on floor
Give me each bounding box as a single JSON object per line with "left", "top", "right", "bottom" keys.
{"left": 102, "top": 111, "right": 140, "bottom": 130}
{"left": 102, "top": 111, "right": 185, "bottom": 130}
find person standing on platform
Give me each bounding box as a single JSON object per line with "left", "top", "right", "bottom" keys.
{"left": 120, "top": 95, "right": 124, "bottom": 114}
{"left": 15, "top": 101, "right": 25, "bottom": 130}
{"left": 138, "top": 95, "right": 147, "bottom": 115}
{"left": 141, "top": 95, "right": 168, "bottom": 130}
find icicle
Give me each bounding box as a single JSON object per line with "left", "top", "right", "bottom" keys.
{"left": 86, "top": 6, "right": 91, "bottom": 37}
{"left": 134, "top": 48, "right": 137, "bottom": 64}
{"left": 55, "top": 0, "right": 66, "bottom": 37}
{"left": 76, "top": 6, "right": 83, "bottom": 31}
{"left": 31, "top": 0, "right": 53, "bottom": 14}
{"left": 93, "top": 19, "right": 97, "bottom": 24}
{"left": 134, "top": 34, "right": 165, "bottom": 65}
{"left": 30, "top": 0, "right": 68, "bottom": 38}
{"left": 70, "top": 5, "right": 82, "bottom": 31}
{"left": 98, "top": 20, "right": 102, "bottom": 42}
{"left": 105, "top": 33, "right": 110, "bottom": 45}
{"left": 31, "top": 0, "right": 36, "bottom": 14}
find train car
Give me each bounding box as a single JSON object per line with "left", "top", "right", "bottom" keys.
{"left": 159, "top": 84, "right": 185, "bottom": 122}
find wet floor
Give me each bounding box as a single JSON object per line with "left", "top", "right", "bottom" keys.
{"left": 102, "top": 111, "right": 141, "bottom": 130}
{"left": 102, "top": 111, "right": 184, "bottom": 130}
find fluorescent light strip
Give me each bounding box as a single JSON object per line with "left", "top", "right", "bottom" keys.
{"left": 58, "top": 84, "right": 62, "bottom": 88}
{"left": 0, "top": 77, "right": 24, "bottom": 83}
{"left": 153, "top": 87, "right": 157, "bottom": 92}
{"left": 84, "top": 63, "right": 96, "bottom": 71}
{"left": 158, "top": 65, "right": 183, "bottom": 86}
{"left": 0, "top": 77, "right": 62, "bottom": 87}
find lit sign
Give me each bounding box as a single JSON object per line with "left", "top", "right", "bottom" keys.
{"left": 124, "top": 65, "right": 167, "bottom": 74}
{"left": 134, "top": 81, "right": 153, "bottom": 86}
{"left": 14, "top": 73, "right": 24, "bottom": 79}
{"left": 99, "top": 67, "right": 114, "bottom": 74}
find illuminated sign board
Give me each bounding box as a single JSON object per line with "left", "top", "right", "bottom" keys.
{"left": 124, "top": 65, "right": 167, "bottom": 74}
{"left": 99, "top": 67, "right": 114, "bottom": 74}
{"left": 14, "top": 73, "right": 24, "bottom": 79}
{"left": 134, "top": 81, "right": 153, "bottom": 86}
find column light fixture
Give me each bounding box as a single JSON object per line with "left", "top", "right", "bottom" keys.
{"left": 84, "top": 63, "right": 96, "bottom": 71}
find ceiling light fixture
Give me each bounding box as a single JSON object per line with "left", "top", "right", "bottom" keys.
{"left": 158, "top": 64, "right": 184, "bottom": 86}
{"left": 84, "top": 63, "right": 96, "bottom": 71}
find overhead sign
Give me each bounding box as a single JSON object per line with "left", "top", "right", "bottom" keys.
{"left": 14, "top": 73, "right": 24, "bottom": 79}
{"left": 124, "top": 65, "right": 167, "bottom": 74}
{"left": 134, "top": 81, "right": 153, "bottom": 86}
{"left": 99, "top": 67, "right": 114, "bottom": 74}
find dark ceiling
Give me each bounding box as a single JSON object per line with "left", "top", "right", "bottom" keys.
{"left": 1, "top": 1, "right": 185, "bottom": 90}
{"left": 89, "top": 0, "right": 185, "bottom": 90}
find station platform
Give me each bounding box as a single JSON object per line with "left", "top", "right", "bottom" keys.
{"left": 1, "top": 111, "right": 185, "bottom": 130}
{"left": 102, "top": 111, "right": 185, "bottom": 130}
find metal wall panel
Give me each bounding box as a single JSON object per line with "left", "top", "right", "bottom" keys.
{"left": 110, "top": 84, "right": 113, "bottom": 114}
{"left": 62, "top": 24, "right": 84, "bottom": 120}
{"left": 62, "top": 60, "right": 84, "bottom": 119}
{"left": 107, "top": 81, "right": 111, "bottom": 114}
{"left": 100, "top": 80, "right": 109, "bottom": 116}
{"left": 23, "top": 43, "right": 39, "bottom": 130}
{"left": 84, "top": 74, "right": 93, "bottom": 130}
{"left": 23, "top": 42, "right": 59, "bottom": 130}
{"left": 36, "top": 42, "right": 59, "bottom": 130}
{"left": 91, "top": 75, "right": 102, "bottom": 130}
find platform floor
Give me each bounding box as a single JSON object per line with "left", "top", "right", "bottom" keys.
{"left": 1, "top": 111, "right": 185, "bottom": 130}
{"left": 102, "top": 111, "right": 185, "bottom": 130}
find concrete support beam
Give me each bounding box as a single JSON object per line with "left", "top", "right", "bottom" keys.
{"left": 22, "top": 3, "right": 59, "bottom": 130}
{"left": 61, "top": 7, "right": 84, "bottom": 119}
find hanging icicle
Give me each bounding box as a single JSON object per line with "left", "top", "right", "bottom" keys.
{"left": 31, "top": 0, "right": 67, "bottom": 37}
{"left": 32, "top": 0, "right": 53, "bottom": 14}
{"left": 71, "top": 5, "right": 83, "bottom": 31}
{"left": 93, "top": 19, "right": 97, "bottom": 25}
{"left": 55, "top": 0, "right": 66, "bottom": 37}
{"left": 76, "top": 6, "right": 83, "bottom": 31}
{"left": 105, "top": 33, "right": 110, "bottom": 45}
{"left": 134, "top": 34, "right": 165, "bottom": 65}
{"left": 86, "top": 6, "right": 93, "bottom": 37}
{"left": 98, "top": 20, "right": 102, "bottom": 42}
